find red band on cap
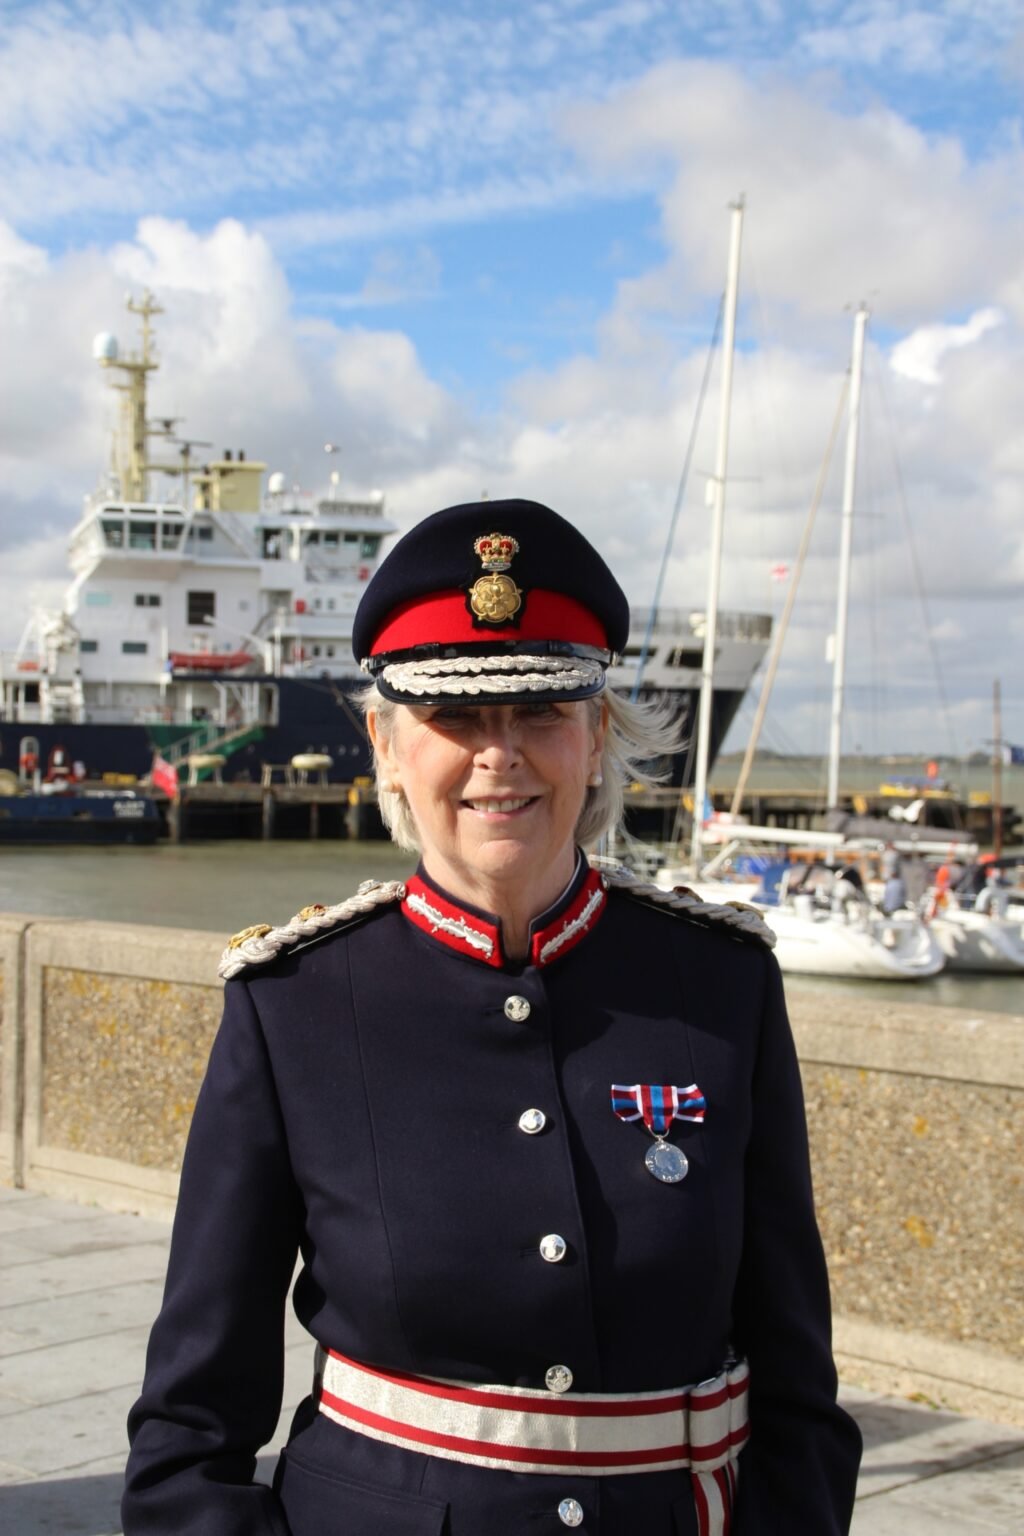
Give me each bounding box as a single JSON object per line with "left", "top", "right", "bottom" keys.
{"left": 370, "top": 589, "right": 609, "bottom": 655}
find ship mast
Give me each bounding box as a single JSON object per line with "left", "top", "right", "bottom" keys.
{"left": 96, "top": 291, "right": 163, "bottom": 501}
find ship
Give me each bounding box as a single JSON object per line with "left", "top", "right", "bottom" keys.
{"left": 0, "top": 293, "right": 771, "bottom": 796}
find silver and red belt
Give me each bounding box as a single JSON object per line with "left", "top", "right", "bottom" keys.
{"left": 315, "top": 1348, "right": 749, "bottom": 1533}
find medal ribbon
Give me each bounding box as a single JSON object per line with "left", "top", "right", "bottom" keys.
{"left": 611, "top": 1083, "right": 706, "bottom": 1136}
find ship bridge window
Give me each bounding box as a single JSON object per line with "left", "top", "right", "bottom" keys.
{"left": 187, "top": 591, "right": 216, "bottom": 625}
{"left": 360, "top": 535, "right": 380, "bottom": 558}
{"left": 304, "top": 530, "right": 320, "bottom": 546}
{"left": 323, "top": 531, "right": 339, "bottom": 548}
{"left": 262, "top": 530, "right": 283, "bottom": 558}
{"left": 188, "top": 524, "right": 214, "bottom": 542}
{"left": 80, "top": 639, "right": 99, "bottom": 653}
{"left": 161, "top": 525, "right": 183, "bottom": 549}
{"left": 134, "top": 593, "right": 161, "bottom": 607}
{"left": 122, "top": 641, "right": 149, "bottom": 655}
{"left": 667, "top": 647, "right": 706, "bottom": 668}
{"left": 344, "top": 532, "right": 358, "bottom": 544}
{"left": 129, "top": 523, "right": 157, "bottom": 551}
{"left": 101, "top": 519, "right": 124, "bottom": 548}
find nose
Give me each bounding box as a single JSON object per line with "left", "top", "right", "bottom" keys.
{"left": 472, "top": 709, "right": 523, "bottom": 770}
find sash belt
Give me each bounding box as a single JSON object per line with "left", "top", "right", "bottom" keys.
{"left": 315, "top": 1348, "right": 749, "bottom": 1533}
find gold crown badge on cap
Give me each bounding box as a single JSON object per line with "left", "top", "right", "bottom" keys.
{"left": 469, "top": 532, "right": 522, "bottom": 624}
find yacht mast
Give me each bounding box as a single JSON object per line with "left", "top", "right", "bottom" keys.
{"left": 826, "top": 303, "right": 869, "bottom": 811}
{"left": 690, "top": 196, "right": 744, "bottom": 867}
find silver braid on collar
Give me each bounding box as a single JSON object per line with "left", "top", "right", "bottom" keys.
{"left": 598, "top": 864, "right": 776, "bottom": 949}
{"left": 380, "top": 653, "right": 605, "bottom": 698}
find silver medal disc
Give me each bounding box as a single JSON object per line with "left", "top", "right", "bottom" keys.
{"left": 645, "top": 1140, "right": 689, "bottom": 1183}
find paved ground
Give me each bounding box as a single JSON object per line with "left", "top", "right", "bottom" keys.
{"left": 1, "top": 1186, "right": 1022, "bottom": 1534}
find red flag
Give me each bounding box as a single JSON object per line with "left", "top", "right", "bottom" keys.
{"left": 151, "top": 754, "right": 179, "bottom": 798}
{"left": 770, "top": 562, "right": 790, "bottom": 583}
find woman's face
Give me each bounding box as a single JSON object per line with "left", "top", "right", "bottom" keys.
{"left": 369, "top": 699, "right": 605, "bottom": 909}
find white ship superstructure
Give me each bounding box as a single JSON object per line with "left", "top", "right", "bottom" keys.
{"left": 1, "top": 293, "right": 396, "bottom": 746}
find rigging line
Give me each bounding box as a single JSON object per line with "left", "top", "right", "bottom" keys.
{"left": 630, "top": 295, "right": 725, "bottom": 703}
{"left": 867, "top": 346, "right": 959, "bottom": 758}
{"left": 729, "top": 371, "right": 850, "bottom": 819}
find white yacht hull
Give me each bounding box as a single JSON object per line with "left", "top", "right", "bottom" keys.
{"left": 928, "top": 908, "right": 1024, "bottom": 973}
{"left": 684, "top": 880, "right": 944, "bottom": 980}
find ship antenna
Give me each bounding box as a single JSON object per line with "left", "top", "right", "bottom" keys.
{"left": 96, "top": 290, "right": 164, "bottom": 501}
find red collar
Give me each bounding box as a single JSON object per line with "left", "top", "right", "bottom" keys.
{"left": 401, "top": 863, "right": 608, "bottom": 970}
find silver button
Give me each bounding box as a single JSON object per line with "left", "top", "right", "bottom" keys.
{"left": 539, "top": 1233, "right": 567, "bottom": 1263}
{"left": 545, "top": 1364, "right": 573, "bottom": 1393}
{"left": 558, "top": 1497, "right": 584, "bottom": 1527}
{"left": 504, "top": 995, "right": 531, "bottom": 1022}
{"left": 518, "top": 1108, "right": 546, "bottom": 1135}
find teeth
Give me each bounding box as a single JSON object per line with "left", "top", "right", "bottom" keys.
{"left": 467, "top": 797, "right": 532, "bottom": 813}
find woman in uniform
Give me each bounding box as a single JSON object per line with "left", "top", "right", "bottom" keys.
{"left": 123, "top": 498, "right": 861, "bottom": 1535}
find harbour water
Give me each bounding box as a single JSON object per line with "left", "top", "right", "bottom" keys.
{"left": 2, "top": 840, "right": 1021, "bottom": 1015}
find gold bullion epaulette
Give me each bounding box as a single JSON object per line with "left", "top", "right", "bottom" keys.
{"left": 219, "top": 880, "right": 406, "bottom": 980}
{"left": 598, "top": 865, "right": 775, "bottom": 949}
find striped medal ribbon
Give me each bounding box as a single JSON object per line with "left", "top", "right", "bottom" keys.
{"left": 611, "top": 1083, "right": 706, "bottom": 1182}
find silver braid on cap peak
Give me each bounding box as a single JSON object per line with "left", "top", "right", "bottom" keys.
{"left": 381, "top": 653, "right": 605, "bottom": 698}
{"left": 599, "top": 864, "right": 776, "bottom": 949}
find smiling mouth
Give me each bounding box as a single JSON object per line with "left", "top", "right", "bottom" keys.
{"left": 462, "top": 796, "right": 538, "bottom": 814}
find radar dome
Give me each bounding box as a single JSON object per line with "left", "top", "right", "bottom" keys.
{"left": 92, "top": 332, "right": 118, "bottom": 361}
{"left": 267, "top": 471, "right": 287, "bottom": 495}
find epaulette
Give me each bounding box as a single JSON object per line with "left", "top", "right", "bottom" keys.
{"left": 599, "top": 865, "right": 776, "bottom": 949}
{"left": 219, "top": 879, "right": 406, "bottom": 980}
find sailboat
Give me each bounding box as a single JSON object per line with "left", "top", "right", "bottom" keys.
{"left": 671, "top": 304, "right": 945, "bottom": 980}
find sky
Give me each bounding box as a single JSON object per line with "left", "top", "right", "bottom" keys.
{"left": 1, "top": 0, "right": 1022, "bottom": 758}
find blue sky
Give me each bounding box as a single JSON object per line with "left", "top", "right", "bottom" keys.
{"left": 1, "top": 1, "right": 1022, "bottom": 754}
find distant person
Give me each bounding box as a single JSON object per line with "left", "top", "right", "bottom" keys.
{"left": 123, "top": 498, "right": 861, "bottom": 1535}
{"left": 880, "top": 845, "right": 906, "bottom": 913}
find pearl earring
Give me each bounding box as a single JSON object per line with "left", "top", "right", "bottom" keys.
{"left": 380, "top": 777, "right": 399, "bottom": 794}
{"left": 587, "top": 772, "right": 603, "bottom": 788}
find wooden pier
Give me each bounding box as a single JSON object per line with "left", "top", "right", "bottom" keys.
{"left": 130, "top": 779, "right": 1018, "bottom": 847}
{"left": 151, "top": 781, "right": 387, "bottom": 843}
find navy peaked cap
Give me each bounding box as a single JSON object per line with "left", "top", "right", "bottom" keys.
{"left": 353, "top": 499, "right": 630, "bottom": 704}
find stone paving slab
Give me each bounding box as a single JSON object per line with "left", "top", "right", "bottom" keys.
{"left": 0, "top": 1325, "right": 152, "bottom": 1408}
{"left": 0, "top": 1278, "right": 165, "bottom": 1353}
{"left": 1, "top": 1187, "right": 1022, "bottom": 1536}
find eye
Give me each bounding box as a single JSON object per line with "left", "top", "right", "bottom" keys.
{"left": 518, "top": 701, "right": 562, "bottom": 721}
{"left": 429, "top": 706, "right": 477, "bottom": 727}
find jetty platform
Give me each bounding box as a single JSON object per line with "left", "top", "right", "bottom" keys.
{"left": 1, "top": 1187, "right": 1022, "bottom": 1534}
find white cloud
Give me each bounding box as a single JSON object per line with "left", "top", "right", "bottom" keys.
{"left": 563, "top": 60, "right": 1024, "bottom": 327}
{"left": 890, "top": 308, "right": 1005, "bottom": 384}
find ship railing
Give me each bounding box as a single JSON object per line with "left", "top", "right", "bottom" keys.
{"left": 156, "top": 720, "right": 265, "bottom": 772}
{"left": 628, "top": 608, "right": 772, "bottom": 643}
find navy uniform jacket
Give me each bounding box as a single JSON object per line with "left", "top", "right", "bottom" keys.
{"left": 123, "top": 859, "right": 861, "bottom": 1535}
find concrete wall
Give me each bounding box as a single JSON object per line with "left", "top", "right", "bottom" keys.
{"left": 3, "top": 915, "right": 223, "bottom": 1215}
{"left": 787, "top": 991, "right": 1023, "bottom": 1426}
{"left": 1, "top": 914, "right": 1021, "bottom": 1425}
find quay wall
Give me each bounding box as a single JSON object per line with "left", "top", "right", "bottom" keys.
{"left": 1, "top": 913, "right": 1021, "bottom": 1427}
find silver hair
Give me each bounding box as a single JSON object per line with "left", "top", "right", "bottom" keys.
{"left": 354, "top": 681, "right": 683, "bottom": 853}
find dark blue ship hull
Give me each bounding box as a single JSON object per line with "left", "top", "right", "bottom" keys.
{"left": 0, "top": 675, "right": 744, "bottom": 798}
{"left": 0, "top": 792, "right": 161, "bottom": 844}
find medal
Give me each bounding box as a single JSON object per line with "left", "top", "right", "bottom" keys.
{"left": 611, "top": 1083, "right": 706, "bottom": 1182}
{"left": 645, "top": 1138, "right": 689, "bottom": 1183}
